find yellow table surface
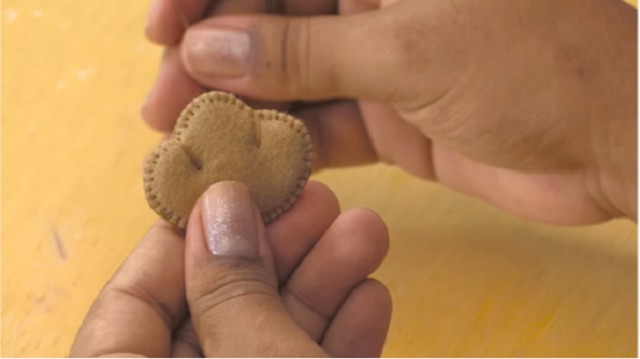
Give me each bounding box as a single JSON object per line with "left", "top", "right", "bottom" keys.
{"left": 2, "top": 0, "right": 637, "bottom": 357}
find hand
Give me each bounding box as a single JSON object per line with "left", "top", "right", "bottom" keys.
{"left": 142, "top": 0, "right": 637, "bottom": 225}
{"left": 142, "top": 0, "right": 338, "bottom": 129}
{"left": 71, "top": 181, "right": 391, "bottom": 357}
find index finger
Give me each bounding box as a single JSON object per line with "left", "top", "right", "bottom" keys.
{"left": 70, "top": 221, "right": 188, "bottom": 357}
{"left": 146, "top": 0, "right": 211, "bottom": 45}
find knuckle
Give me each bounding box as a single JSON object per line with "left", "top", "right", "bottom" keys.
{"left": 280, "top": 17, "right": 311, "bottom": 95}
{"left": 103, "top": 282, "right": 178, "bottom": 328}
{"left": 190, "top": 259, "right": 278, "bottom": 317}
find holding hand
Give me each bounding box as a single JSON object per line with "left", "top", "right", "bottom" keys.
{"left": 71, "top": 182, "right": 391, "bottom": 357}
{"left": 144, "top": 0, "right": 637, "bottom": 224}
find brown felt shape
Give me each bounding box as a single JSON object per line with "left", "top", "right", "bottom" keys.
{"left": 144, "top": 91, "right": 312, "bottom": 229}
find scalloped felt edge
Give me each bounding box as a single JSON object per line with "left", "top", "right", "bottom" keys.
{"left": 143, "top": 91, "right": 312, "bottom": 229}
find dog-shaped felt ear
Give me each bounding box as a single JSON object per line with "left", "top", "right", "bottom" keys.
{"left": 144, "top": 92, "right": 312, "bottom": 229}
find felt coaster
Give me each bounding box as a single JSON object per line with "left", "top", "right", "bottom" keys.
{"left": 144, "top": 91, "right": 312, "bottom": 229}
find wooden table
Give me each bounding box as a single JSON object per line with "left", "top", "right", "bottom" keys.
{"left": 3, "top": 0, "right": 637, "bottom": 356}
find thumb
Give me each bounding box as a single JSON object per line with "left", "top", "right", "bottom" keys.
{"left": 184, "top": 181, "right": 325, "bottom": 357}
{"left": 179, "top": 10, "right": 402, "bottom": 102}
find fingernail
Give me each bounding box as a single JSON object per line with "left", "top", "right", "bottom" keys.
{"left": 184, "top": 28, "right": 251, "bottom": 77}
{"left": 202, "top": 181, "right": 259, "bottom": 257}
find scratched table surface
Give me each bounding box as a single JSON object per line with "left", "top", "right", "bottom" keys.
{"left": 2, "top": 0, "right": 637, "bottom": 357}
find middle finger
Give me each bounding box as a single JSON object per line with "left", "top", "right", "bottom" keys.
{"left": 280, "top": 207, "right": 389, "bottom": 340}
{"left": 267, "top": 180, "right": 340, "bottom": 284}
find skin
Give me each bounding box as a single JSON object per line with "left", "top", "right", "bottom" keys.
{"left": 75, "top": 0, "right": 637, "bottom": 356}
{"left": 71, "top": 181, "right": 392, "bottom": 357}
{"left": 143, "top": 0, "right": 637, "bottom": 224}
